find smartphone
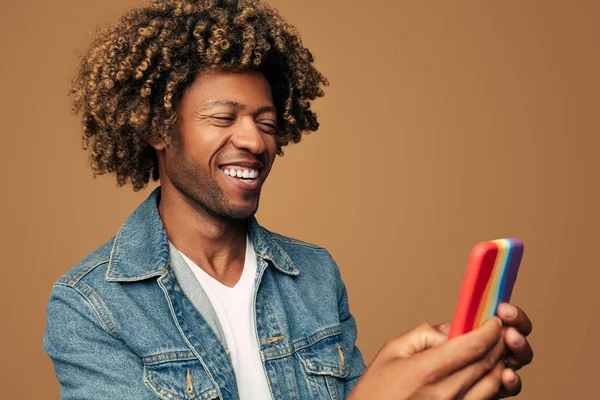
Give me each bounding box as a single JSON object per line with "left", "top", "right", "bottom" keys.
{"left": 448, "top": 238, "right": 524, "bottom": 339}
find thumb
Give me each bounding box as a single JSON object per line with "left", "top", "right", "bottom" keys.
{"left": 433, "top": 321, "right": 452, "bottom": 336}
{"left": 394, "top": 323, "right": 449, "bottom": 358}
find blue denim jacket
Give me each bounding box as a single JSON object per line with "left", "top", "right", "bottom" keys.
{"left": 44, "top": 188, "right": 366, "bottom": 399}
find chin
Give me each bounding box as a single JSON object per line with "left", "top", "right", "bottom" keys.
{"left": 221, "top": 209, "right": 257, "bottom": 220}
{"left": 218, "top": 202, "right": 259, "bottom": 220}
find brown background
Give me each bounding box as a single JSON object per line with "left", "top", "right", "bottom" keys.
{"left": 1, "top": 0, "right": 598, "bottom": 398}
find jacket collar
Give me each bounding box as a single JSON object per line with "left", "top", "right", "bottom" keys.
{"left": 106, "top": 187, "right": 298, "bottom": 282}
{"left": 249, "top": 218, "right": 300, "bottom": 276}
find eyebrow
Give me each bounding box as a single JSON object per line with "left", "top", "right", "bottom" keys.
{"left": 201, "top": 100, "right": 277, "bottom": 115}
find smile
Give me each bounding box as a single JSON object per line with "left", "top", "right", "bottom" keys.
{"left": 220, "top": 166, "right": 260, "bottom": 182}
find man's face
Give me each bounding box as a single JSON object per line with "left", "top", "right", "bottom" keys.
{"left": 156, "top": 69, "right": 278, "bottom": 220}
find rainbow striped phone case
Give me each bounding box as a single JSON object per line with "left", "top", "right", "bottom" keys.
{"left": 448, "top": 238, "right": 524, "bottom": 339}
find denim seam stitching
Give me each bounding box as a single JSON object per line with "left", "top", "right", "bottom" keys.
{"left": 269, "top": 238, "right": 300, "bottom": 273}
{"left": 62, "top": 259, "right": 110, "bottom": 286}
{"left": 105, "top": 225, "right": 168, "bottom": 281}
{"left": 269, "top": 233, "right": 323, "bottom": 249}
{"left": 325, "top": 375, "right": 339, "bottom": 399}
{"left": 56, "top": 282, "right": 121, "bottom": 339}
{"left": 105, "top": 222, "right": 125, "bottom": 279}
{"left": 296, "top": 352, "right": 320, "bottom": 398}
{"left": 265, "top": 298, "right": 285, "bottom": 336}
{"left": 105, "top": 270, "right": 165, "bottom": 282}
{"left": 156, "top": 275, "right": 223, "bottom": 399}
{"left": 75, "top": 282, "right": 121, "bottom": 338}
{"left": 262, "top": 325, "right": 342, "bottom": 360}
{"left": 141, "top": 350, "right": 198, "bottom": 366}
{"left": 144, "top": 368, "right": 219, "bottom": 400}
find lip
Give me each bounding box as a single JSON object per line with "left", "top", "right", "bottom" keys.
{"left": 219, "top": 160, "right": 264, "bottom": 170}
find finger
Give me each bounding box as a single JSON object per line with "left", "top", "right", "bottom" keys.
{"left": 497, "top": 303, "right": 533, "bottom": 336}
{"left": 434, "top": 332, "right": 505, "bottom": 398}
{"left": 384, "top": 322, "right": 448, "bottom": 359}
{"left": 496, "top": 369, "right": 522, "bottom": 398}
{"left": 503, "top": 327, "right": 534, "bottom": 369}
{"left": 414, "top": 317, "right": 503, "bottom": 382}
{"left": 462, "top": 360, "right": 504, "bottom": 400}
{"left": 433, "top": 321, "right": 452, "bottom": 336}
{"left": 503, "top": 354, "right": 521, "bottom": 371}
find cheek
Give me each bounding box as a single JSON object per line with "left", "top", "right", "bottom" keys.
{"left": 164, "top": 141, "right": 205, "bottom": 178}
{"left": 265, "top": 136, "right": 278, "bottom": 169}
{"left": 179, "top": 132, "right": 226, "bottom": 168}
{"left": 265, "top": 134, "right": 278, "bottom": 155}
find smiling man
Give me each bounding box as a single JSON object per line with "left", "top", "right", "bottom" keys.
{"left": 44, "top": 1, "right": 533, "bottom": 399}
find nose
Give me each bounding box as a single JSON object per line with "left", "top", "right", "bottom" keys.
{"left": 230, "top": 117, "right": 267, "bottom": 155}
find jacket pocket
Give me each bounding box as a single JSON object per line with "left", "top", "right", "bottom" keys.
{"left": 296, "top": 331, "right": 349, "bottom": 400}
{"left": 143, "top": 353, "right": 219, "bottom": 400}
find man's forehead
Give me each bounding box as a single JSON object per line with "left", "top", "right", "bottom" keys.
{"left": 201, "top": 100, "right": 276, "bottom": 112}
{"left": 184, "top": 70, "right": 275, "bottom": 108}
{"left": 191, "top": 69, "right": 269, "bottom": 89}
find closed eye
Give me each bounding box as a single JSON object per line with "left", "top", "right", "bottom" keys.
{"left": 210, "top": 115, "right": 235, "bottom": 126}
{"left": 208, "top": 114, "right": 276, "bottom": 133}
{"left": 257, "top": 119, "right": 277, "bottom": 134}
{"left": 258, "top": 123, "right": 276, "bottom": 134}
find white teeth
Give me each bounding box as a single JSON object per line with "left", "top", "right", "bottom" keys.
{"left": 221, "top": 168, "right": 259, "bottom": 179}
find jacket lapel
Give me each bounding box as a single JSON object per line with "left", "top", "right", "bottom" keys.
{"left": 158, "top": 267, "right": 239, "bottom": 400}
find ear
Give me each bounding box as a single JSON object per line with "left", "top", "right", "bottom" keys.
{"left": 147, "top": 133, "right": 167, "bottom": 151}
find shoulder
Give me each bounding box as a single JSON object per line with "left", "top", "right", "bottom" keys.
{"left": 267, "top": 229, "right": 326, "bottom": 251}
{"left": 46, "top": 237, "right": 122, "bottom": 340}
{"left": 262, "top": 227, "right": 333, "bottom": 259}
{"left": 54, "top": 238, "right": 115, "bottom": 289}
{"left": 259, "top": 226, "right": 343, "bottom": 281}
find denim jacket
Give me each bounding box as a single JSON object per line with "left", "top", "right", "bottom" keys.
{"left": 44, "top": 188, "right": 366, "bottom": 399}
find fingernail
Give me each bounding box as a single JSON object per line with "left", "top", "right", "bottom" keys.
{"left": 504, "top": 304, "right": 517, "bottom": 319}
{"left": 507, "top": 370, "right": 518, "bottom": 383}
{"left": 513, "top": 333, "right": 524, "bottom": 346}
{"left": 494, "top": 316, "right": 503, "bottom": 328}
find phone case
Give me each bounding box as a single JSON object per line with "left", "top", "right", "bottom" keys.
{"left": 448, "top": 238, "right": 524, "bottom": 339}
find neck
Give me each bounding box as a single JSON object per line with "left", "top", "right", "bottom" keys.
{"left": 158, "top": 182, "right": 248, "bottom": 286}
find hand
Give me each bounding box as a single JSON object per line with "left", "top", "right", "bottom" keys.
{"left": 348, "top": 317, "right": 506, "bottom": 400}
{"left": 452, "top": 303, "right": 534, "bottom": 399}
{"left": 493, "top": 303, "right": 534, "bottom": 398}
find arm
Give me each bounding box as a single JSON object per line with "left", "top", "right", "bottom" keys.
{"left": 338, "top": 279, "right": 367, "bottom": 397}
{"left": 43, "top": 283, "right": 156, "bottom": 400}
{"left": 330, "top": 256, "right": 367, "bottom": 397}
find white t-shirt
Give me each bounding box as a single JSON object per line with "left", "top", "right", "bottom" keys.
{"left": 178, "top": 237, "right": 272, "bottom": 400}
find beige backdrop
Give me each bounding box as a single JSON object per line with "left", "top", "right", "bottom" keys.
{"left": 1, "top": 0, "right": 598, "bottom": 398}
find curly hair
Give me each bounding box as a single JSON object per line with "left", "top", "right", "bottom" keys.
{"left": 71, "top": 0, "right": 328, "bottom": 191}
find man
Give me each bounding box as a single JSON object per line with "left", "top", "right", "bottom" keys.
{"left": 44, "top": 0, "right": 533, "bottom": 399}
